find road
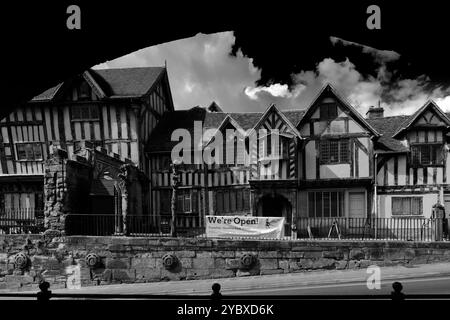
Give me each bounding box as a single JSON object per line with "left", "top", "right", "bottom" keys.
{"left": 226, "top": 275, "right": 450, "bottom": 295}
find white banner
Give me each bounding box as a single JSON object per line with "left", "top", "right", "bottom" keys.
{"left": 205, "top": 215, "right": 285, "bottom": 239}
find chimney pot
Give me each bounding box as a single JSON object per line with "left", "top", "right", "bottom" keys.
{"left": 366, "top": 105, "right": 384, "bottom": 119}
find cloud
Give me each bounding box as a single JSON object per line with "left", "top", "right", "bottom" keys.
{"left": 329, "top": 36, "right": 401, "bottom": 63}
{"left": 94, "top": 32, "right": 272, "bottom": 112}
{"left": 93, "top": 32, "right": 450, "bottom": 118}
{"left": 244, "top": 83, "right": 305, "bottom": 100}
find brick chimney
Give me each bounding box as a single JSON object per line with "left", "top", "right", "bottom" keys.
{"left": 366, "top": 105, "right": 384, "bottom": 119}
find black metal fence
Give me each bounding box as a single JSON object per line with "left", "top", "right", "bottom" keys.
{"left": 0, "top": 209, "right": 45, "bottom": 234}
{"left": 296, "top": 217, "right": 450, "bottom": 241}
{"left": 65, "top": 214, "right": 205, "bottom": 237}
{"left": 1, "top": 211, "right": 449, "bottom": 241}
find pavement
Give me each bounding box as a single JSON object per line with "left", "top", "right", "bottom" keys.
{"left": 27, "top": 262, "right": 450, "bottom": 296}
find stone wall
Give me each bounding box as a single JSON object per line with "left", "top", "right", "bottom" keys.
{"left": 43, "top": 146, "right": 148, "bottom": 236}
{"left": 43, "top": 149, "right": 93, "bottom": 235}
{"left": 1, "top": 235, "right": 450, "bottom": 291}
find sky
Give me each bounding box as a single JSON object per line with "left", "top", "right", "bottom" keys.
{"left": 93, "top": 31, "right": 450, "bottom": 117}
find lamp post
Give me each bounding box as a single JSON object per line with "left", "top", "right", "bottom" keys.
{"left": 170, "top": 160, "right": 181, "bottom": 237}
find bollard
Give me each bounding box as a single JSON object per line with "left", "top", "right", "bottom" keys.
{"left": 391, "top": 282, "right": 405, "bottom": 301}
{"left": 37, "top": 281, "right": 52, "bottom": 302}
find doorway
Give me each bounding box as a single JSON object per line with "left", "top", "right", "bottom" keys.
{"left": 258, "top": 194, "right": 292, "bottom": 236}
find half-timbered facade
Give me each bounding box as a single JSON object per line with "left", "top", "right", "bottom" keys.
{"left": 0, "top": 66, "right": 174, "bottom": 214}
{"left": 147, "top": 84, "right": 450, "bottom": 234}
{"left": 368, "top": 101, "right": 450, "bottom": 219}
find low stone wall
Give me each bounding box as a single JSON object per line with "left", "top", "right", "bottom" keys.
{"left": 1, "top": 235, "right": 450, "bottom": 291}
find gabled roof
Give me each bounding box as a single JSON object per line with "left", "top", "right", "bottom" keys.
{"left": 146, "top": 107, "right": 306, "bottom": 153}
{"left": 392, "top": 100, "right": 450, "bottom": 138}
{"left": 32, "top": 83, "right": 64, "bottom": 101}
{"left": 367, "top": 115, "right": 410, "bottom": 153}
{"left": 247, "top": 104, "right": 302, "bottom": 138}
{"left": 146, "top": 107, "right": 207, "bottom": 153}
{"left": 203, "top": 114, "right": 247, "bottom": 148}
{"left": 31, "top": 67, "right": 166, "bottom": 101}
{"left": 297, "top": 84, "right": 380, "bottom": 137}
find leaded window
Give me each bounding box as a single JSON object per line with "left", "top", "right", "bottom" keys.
{"left": 392, "top": 197, "right": 423, "bottom": 216}
{"left": 320, "top": 139, "right": 349, "bottom": 164}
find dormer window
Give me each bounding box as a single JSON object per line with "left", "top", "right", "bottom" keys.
{"left": 78, "top": 81, "right": 91, "bottom": 100}
{"left": 320, "top": 103, "right": 338, "bottom": 120}
{"left": 411, "top": 144, "right": 443, "bottom": 166}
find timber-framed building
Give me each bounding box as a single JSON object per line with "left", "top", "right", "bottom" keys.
{"left": 147, "top": 84, "right": 450, "bottom": 235}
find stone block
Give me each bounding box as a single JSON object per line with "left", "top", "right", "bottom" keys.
{"left": 135, "top": 269, "right": 161, "bottom": 281}
{"left": 106, "top": 258, "right": 130, "bottom": 269}
{"left": 303, "top": 251, "right": 323, "bottom": 259}
{"left": 285, "top": 252, "right": 304, "bottom": 259}
{"left": 192, "top": 258, "right": 214, "bottom": 269}
{"left": 278, "top": 260, "right": 289, "bottom": 270}
{"left": 225, "top": 259, "right": 241, "bottom": 269}
{"left": 179, "top": 258, "right": 193, "bottom": 269}
{"left": 112, "top": 269, "right": 136, "bottom": 282}
{"left": 312, "top": 258, "right": 336, "bottom": 269}
{"left": 210, "top": 269, "right": 235, "bottom": 279}
{"left": 404, "top": 248, "right": 416, "bottom": 260}
{"left": 211, "top": 251, "right": 235, "bottom": 258}
{"left": 288, "top": 260, "right": 300, "bottom": 270}
{"left": 297, "top": 259, "right": 314, "bottom": 269}
{"left": 367, "top": 248, "right": 383, "bottom": 260}
{"left": 349, "top": 249, "right": 365, "bottom": 260}
{"left": 214, "top": 258, "right": 226, "bottom": 269}
{"left": 322, "top": 251, "right": 343, "bottom": 259}
{"left": 258, "top": 251, "right": 279, "bottom": 258}
{"left": 161, "top": 269, "right": 186, "bottom": 281}
{"left": 196, "top": 252, "right": 213, "bottom": 258}
{"left": 236, "top": 270, "right": 251, "bottom": 277}
{"left": 107, "top": 244, "right": 127, "bottom": 252}
{"left": 359, "top": 260, "right": 371, "bottom": 268}
{"left": 186, "top": 269, "right": 211, "bottom": 279}
{"left": 383, "top": 248, "right": 405, "bottom": 261}
{"left": 149, "top": 251, "right": 167, "bottom": 258}
{"left": 5, "top": 275, "right": 34, "bottom": 284}
{"left": 336, "top": 260, "right": 348, "bottom": 270}
{"left": 177, "top": 251, "right": 196, "bottom": 258}
{"left": 131, "top": 257, "right": 156, "bottom": 269}
{"left": 348, "top": 260, "right": 359, "bottom": 269}
{"left": 259, "top": 258, "right": 278, "bottom": 270}
{"left": 102, "top": 269, "right": 112, "bottom": 282}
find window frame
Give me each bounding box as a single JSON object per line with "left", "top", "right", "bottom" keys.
{"left": 70, "top": 105, "right": 100, "bottom": 121}
{"left": 319, "top": 139, "right": 350, "bottom": 164}
{"left": 307, "top": 190, "right": 345, "bottom": 218}
{"left": 15, "top": 142, "right": 43, "bottom": 161}
{"left": 320, "top": 103, "right": 338, "bottom": 120}
{"left": 410, "top": 143, "right": 443, "bottom": 167}
{"left": 391, "top": 196, "right": 423, "bottom": 217}
{"left": 176, "top": 189, "right": 192, "bottom": 214}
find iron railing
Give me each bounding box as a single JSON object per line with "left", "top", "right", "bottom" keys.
{"left": 65, "top": 214, "right": 205, "bottom": 237}
{"left": 296, "top": 217, "right": 450, "bottom": 241}
{"left": 0, "top": 208, "right": 45, "bottom": 234}
{"left": 1, "top": 211, "right": 449, "bottom": 241}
